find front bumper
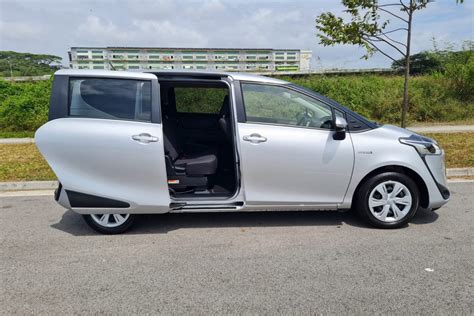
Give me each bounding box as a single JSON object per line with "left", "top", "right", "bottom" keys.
{"left": 424, "top": 150, "right": 450, "bottom": 206}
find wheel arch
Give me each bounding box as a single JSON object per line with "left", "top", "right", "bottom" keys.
{"left": 352, "top": 165, "right": 429, "bottom": 208}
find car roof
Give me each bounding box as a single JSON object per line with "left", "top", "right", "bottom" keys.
{"left": 54, "top": 69, "right": 289, "bottom": 85}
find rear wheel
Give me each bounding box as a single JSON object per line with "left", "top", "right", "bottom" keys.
{"left": 355, "top": 172, "right": 419, "bottom": 228}
{"left": 82, "top": 213, "right": 135, "bottom": 234}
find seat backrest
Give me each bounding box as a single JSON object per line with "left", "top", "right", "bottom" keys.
{"left": 162, "top": 87, "right": 183, "bottom": 160}
{"left": 163, "top": 133, "right": 180, "bottom": 161}
{"left": 218, "top": 95, "right": 231, "bottom": 140}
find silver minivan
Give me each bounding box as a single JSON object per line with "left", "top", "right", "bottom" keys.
{"left": 35, "top": 70, "right": 450, "bottom": 234}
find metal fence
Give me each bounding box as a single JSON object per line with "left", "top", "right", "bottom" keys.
{"left": 1, "top": 68, "right": 395, "bottom": 81}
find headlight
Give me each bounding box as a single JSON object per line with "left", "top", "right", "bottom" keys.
{"left": 400, "top": 135, "right": 442, "bottom": 156}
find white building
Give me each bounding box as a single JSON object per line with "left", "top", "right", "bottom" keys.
{"left": 69, "top": 47, "right": 312, "bottom": 73}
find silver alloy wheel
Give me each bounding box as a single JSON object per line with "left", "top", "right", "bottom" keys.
{"left": 368, "top": 181, "right": 413, "bottom": 223}
{"left": 90, "top": 214, "right": 130, "bottom": 228}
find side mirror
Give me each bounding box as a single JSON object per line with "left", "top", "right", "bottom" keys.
{"left": 333, "top": 117, "right": 348, "bottom": 140}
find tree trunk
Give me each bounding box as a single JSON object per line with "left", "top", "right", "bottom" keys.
{"left": 401, "top": 3, "right": 413, "bottom": 128}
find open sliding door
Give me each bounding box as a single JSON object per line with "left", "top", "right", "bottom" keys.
{"left": 36, "top": 71, "right": 170, "bottom": 214}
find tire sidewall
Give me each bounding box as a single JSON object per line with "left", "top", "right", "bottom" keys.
{"left": 357, "top": 172, "right": 420, "bottom": 228}
{"left": 83, "top": 214, "right": 135, "bottom": 234}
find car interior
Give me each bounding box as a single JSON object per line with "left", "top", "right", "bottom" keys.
{"left": 160, "top": 80, "right": 238, "bottom": 199}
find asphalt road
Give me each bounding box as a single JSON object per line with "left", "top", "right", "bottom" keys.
{"left": 1, "top": 182, "right": 473, "bottom": 314}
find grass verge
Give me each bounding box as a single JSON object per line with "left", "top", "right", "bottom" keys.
{"left": 0, "top": 131, "right": 35, "bottom": 138}
{"left": 0, "top": 143, "right": 55, "bottom": 181}
{"left": 0, "top": 132, "right": 472, "bottom": 182}
{"left": 424, "top": 132, "right": 474, "bottom": 168}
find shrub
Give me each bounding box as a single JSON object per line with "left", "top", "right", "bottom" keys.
{"left": 0, "top": 80, "right": 51, "bottom": 131}
{"left": 282, "top": 74, "right": 473, "bottom": 124}
{"left": 0, "top": 72, "right": 472, "bottom": 133}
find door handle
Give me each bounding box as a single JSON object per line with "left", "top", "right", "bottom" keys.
{"left": 243, "top": 133, "right": 267, "bottom": 143}
{"left": 132, "top": 133, "right": 159, "bottom": 143}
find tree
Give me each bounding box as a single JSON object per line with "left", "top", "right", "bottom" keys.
{"left": 0, "top": 51, "right": 62, "bottom": 77}
{"left": 392, "top": 51, "right": 443, "bottom": 75}
{"left": 316, "top": 0, "right": 463, "bottom": 127}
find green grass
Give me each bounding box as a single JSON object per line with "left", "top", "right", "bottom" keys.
{"left": 424, "top": 132, "right": 474, "bottom": 168}
{"left": 1, "top": 72, "right": 473, "bottom": 135}
{"left": 0, "top": 131, "right": 35, "bottom": 138}
{"left": 0, "top": 143, "right": 55, "bottom": 181}
{"left": 0, "top": 132, "right": 472, "bottom": 182}
{"left": 284, "top": 74, "right": 474, "bottom": 124}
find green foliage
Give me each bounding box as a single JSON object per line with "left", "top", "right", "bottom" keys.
{"left": 437, "top": 47, "right": 474, "bottom": 101}
{"left": 0, "top": 71, "right": 472, "bottom": 133}
{"left": 392, "top": 51, "right": 443, "bottom": 75}
{"left": 0, "top": 79, "right": 52, "bottom": 131}
{"left": 315, "top": 1, "right": 429, "bottom": 60}
{"left": 174, "top": 87, "right": 227, "bottom": 114}
{"left": 0, "top": 51, "right": 62, "bottom": 77}
{"left": 281, "top": 74, "right": 473, "bottom": 124}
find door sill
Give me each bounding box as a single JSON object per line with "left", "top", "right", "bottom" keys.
{"left": 169, "top": 201, "right": 244, "bottom": 213}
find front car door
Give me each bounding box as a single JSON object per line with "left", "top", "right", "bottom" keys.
{"left": 35, "top": 70, "right": 170, "bottom": 213}
{"left": 237, "top": 82, "right": 354, "bottom": 209}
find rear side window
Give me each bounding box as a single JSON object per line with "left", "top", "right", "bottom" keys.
{"left": 174, "top": 87, "right": 228, "bottom": 114}
{"left": 69, "top": 78, "right": 152, "bottom": 121}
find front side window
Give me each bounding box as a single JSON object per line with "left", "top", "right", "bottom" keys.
{"left": 242, "top": 83, "right": 333, "bottom": 129}
{"left": 69, "top": 78, "right": 152, "bottom": 121}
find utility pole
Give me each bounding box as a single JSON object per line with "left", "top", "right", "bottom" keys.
{"left": 7, "top": 57, "right": 13, "bottom": 79}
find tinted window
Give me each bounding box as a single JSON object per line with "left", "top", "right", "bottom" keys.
{"left": 242, "top": 83, "right": 333, "bottom": 129}
{"left": 175, "top": 87, "right": 228, "bottom": 114}
{"left": 69, "top": 78, "right": 152, "bottom": 121}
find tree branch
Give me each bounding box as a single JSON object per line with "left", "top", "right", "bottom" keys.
{"left": 364, "top": 40, "right": 405, "bottom": 66}
{"left": 399, "top": 0, "right": 409, "bottom": 10}
{"left": 363, "top": 33, "right": 406, "bottom": 56}
{"left": 378, "top": 7, "right": 409, "bottom": 23}
{"left": 378, "top": 3, "right": 404, "bottom": 7}
{"left": 381, "top": 33, "right": 408, "bottom": 48}
{"left": 380, "top": 28, "right": 408, "bottom": 35}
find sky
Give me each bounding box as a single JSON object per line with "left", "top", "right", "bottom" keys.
{"left": 0, "top": 0, "right": 472, "bottom": 69}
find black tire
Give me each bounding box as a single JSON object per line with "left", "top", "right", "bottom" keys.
{"left": 355, "top": 172, "right": 419, "bottom": 229}
{"left": 82, "top": 214, "right": 136, "bottom": 234}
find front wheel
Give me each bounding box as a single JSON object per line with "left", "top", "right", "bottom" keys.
{"left": 355, "top": 172, "right": 419, "bottom": 229}
{"left": 82, "top": 213, "right": 135, "bottom": 234}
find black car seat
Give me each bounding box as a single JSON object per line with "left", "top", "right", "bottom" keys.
{"left": 162, "top": 87, "right": 218, "bottom": 155}
{"left": 218, "top": 95, "right": 232, "bottom": 141}
{"left": 163, "top": 124, "right": 218, "bottom": 177}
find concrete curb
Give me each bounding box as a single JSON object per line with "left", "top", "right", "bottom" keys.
{"left": 446, "top": 168, "right": 474, "bottom": 177}
{"left": 1, "top": 168, "right": 473, "bottom": 192}
{"left": 0, "top": 138, "right": 35, "bottom": 144}
{"left": 0, "top": 181, "right": 58, "bottom": 191}
{"left": 408, "top": 125, "right": 474, "bottom": 134}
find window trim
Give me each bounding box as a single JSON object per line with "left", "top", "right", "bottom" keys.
{"left": 66, "top": 76, "right": 155, "bottom": 123}
{"left": 239, "top": 81, "right": 337, "bottom": 132}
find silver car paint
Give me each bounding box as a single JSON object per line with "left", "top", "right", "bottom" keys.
{"left": 237, "top": 123, "right": 354, "bottom": 208}
{"left": 36, "top": 118, "right": 170, "bottom": 214}
{"left": 36, "top": 69, "right": 449, "bottom": 214}
{"left": 340, "top": 125, "right": 447, "bottom": 209}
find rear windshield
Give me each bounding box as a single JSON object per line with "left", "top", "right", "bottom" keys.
{"left": 68, "top": 78, "right": 152, "bottom": 121}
